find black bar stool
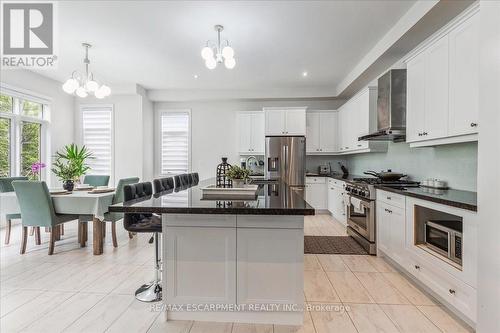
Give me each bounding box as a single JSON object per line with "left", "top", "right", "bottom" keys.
{"left": 123, "top": 182, "right": 162, "bottom": 302}
{"left": 174, "top": 173, "right": 190, "bottom": 188}
{"left": 153, "top": 177, "right": 175, "bottom": 194}
{"left": 189, "top": 172, "right": 199, "bottom": 185}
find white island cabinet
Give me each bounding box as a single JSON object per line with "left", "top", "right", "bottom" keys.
{"left": 163, "top": 213, "right": 304, "bottom": 325}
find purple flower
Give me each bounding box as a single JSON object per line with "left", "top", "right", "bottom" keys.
{"left": 31, "top": 162, "right": 46, "bottom": 174}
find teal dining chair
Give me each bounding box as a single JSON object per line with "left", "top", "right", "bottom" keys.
{"left": 83, "top": 175, "right": 110, "bottom": 187}
{"left": 78, "top": 177, "right": 139, "bottom": 247}
{"left": 1, "top": 176, "right": 28, "bottom": 244}
{"left": 12, "top": 181, "right": 79, "bottom": 255}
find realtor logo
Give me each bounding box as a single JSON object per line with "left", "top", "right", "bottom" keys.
{"left": 1, "top": 1, "right": 57, "bottom": 68}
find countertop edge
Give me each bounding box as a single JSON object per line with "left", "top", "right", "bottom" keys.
{"left": 374, "top": 185, "right": 477, "bottom": 212}
{"left": 108, "top": 206, "right": 316, "bottom": 216}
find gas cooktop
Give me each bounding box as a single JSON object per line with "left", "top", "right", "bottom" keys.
{"left": 352, "top": 177, "right": 420, "bottom": 187}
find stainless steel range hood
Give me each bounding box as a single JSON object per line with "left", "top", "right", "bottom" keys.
{"left": 359, "top": 69, "right": 407, "bottom": 142}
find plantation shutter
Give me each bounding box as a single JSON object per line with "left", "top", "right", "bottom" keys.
{"left": 81, "top": 105, "right": 113, "bottom": 179}
{"left": 160, "top": 112, "right": 189, "bottom": 175}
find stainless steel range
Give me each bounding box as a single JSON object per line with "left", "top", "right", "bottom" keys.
{"left": 345, "top": 177, "right": 419, "bottom": 254}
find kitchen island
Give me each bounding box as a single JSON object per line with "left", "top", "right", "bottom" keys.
{"left": 109, "top": 178, "right": 314, "bottom": 325}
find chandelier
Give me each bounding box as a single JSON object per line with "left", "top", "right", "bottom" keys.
{"left": 62, "top": 43, "right": 111, "bottom": 98}
{"left": 201, "top": 25, "right": 236, "bottom": 70}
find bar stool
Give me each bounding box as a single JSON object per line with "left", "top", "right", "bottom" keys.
{"left": 189, "top": 172, "right": 199, "bottom": 185}
{"left": 153, "top": 177, "right": 174, "bottom": 194}
{"left": 174, "top": 173, "right": 190, "bottom": 188}
{"left": 123, "top": 182, "right": 162, "bottom": 302}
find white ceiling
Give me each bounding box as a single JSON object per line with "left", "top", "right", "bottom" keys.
{"left": 35, "top": 0, "right": 416, "bottom": 99}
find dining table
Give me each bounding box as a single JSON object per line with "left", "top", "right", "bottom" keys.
{"left": 0, "top": 189, "right": 115, "bottom": 255}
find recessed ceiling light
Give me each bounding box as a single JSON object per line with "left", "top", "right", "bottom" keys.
{"left": 302, "top": 71, "right": 308, "bottom": 77}
{"left": 194, "top": 74, "right": 199, "bottom": 79}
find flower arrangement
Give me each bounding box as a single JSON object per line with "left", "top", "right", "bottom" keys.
{"left": 28, "top": 162, "right": 46, "bottom": 180}
{"left": 51, "top": 144, "right": 93, "bottom": 191}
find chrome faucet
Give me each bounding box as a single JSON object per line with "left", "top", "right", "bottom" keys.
{"left": 245, "top": 156, "right": 258, "bottom": 170}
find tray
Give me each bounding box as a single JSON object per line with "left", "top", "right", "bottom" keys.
{"left": 88, "top": 188, "right": 115, "bottom": 194}
{"left": 201, "top": 184, "right": 259, "bottom": 200}
{"left": 50, "top": 190, "right": 71, "bottom": 195}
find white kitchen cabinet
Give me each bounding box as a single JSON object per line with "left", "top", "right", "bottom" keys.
{"left": 165, "top": 225, "right": 237, "bottom": 305}
{"left": 327, "top": 178, "right": 346, "bottom": 225}
{"left": 238, "top": 111, "right": 265, "bottom": 154}
{"left": 264, "top": 107, "right": 306, "bottom": 136}
{"left": 305, "top": 177, "right": 327, "bottom": 210}
{"left": 237, "top": 227, "right": 303, "bottom": 305}
{"left": 306, "top": 111, "right": 338, "bottom": 154}
{"left": 425, "top": 35, "right": 449, "bottom": 141}
{"left": 405, "top": 7, "right": 479, "bottom": 147}
{"left": 337, "top": 87, "right": 386, "bottom": 154}
{"left": 376, "top": 200, "right": 406, "bottom": 265}
{"left": 448, "top": 11, "right": 479, "bottom": 136}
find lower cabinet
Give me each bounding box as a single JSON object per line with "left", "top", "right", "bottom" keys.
{"left": 376, "top": 200, "right": 406, "bottom": 265}
{"left": 165, "top": 225, "right": 237, "bottom": 305}
{"left": 328, "top": 179, "right": 346, "bottom": 225}
{"left": 305, "top": 177, "right": 327, "bottom": 210}
{"left": 237, "top": 228, "right": 304, "bottom": 305}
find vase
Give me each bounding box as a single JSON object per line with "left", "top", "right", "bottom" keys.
{"left": 216, "top": 157, "right": 232, "bottom": 188}
{"left": 232, "top": 179, "right": 245, "bottom": 188}
{"left": 63, "top": 180, "right": 74, "bottom": 192}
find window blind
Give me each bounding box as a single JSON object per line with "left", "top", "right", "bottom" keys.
{"left": 160, "top": 112, "right": 189, "bottom": 175}
{"left": 81, "top": 106, "right": 113, "bottom": 178}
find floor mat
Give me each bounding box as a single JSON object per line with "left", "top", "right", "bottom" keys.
{"left": 304, "top": 236, "right": 368, "bottom": 255}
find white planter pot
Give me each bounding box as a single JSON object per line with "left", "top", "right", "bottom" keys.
{"left": 232, "top": 179, "right": 245, "bottom": 188}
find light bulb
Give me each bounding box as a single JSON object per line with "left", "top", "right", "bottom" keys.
{"left": 222, "top": 46, "right": 234, "bottom": 59}
{"left": 100, "top": 85, "right": 111, "bottom": 96}
{"left": 75, "top": 86, "right": 88, "bottom": 98}
{"left": 95, "top": 89, "right": 105, "bottom": 99}
{"left": 224, "top": 57, "right": 236, "bottom": 69}
{"left": 85, "top": 80, "right": 98, "bottom": 92}
{"left": 62, "top": 78, "right": 78, "bottom": 94}
{"left": 205, "top": 58, "right": 217, "bottom": 70}
{"left": 201, "top": 46, "right": 213, "bottom": 60}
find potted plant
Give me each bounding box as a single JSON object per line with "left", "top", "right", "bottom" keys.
{"left": 51, "top": 144, "right": 93, "bottom": 191}
{"left": 225, "top": 165, "right": 250, "bottom": 188}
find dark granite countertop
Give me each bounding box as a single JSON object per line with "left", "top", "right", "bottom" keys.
{"left": 109, "top": 178, "right": 315, "bottom": 215}
{"left": 306, "top": 172, "right": 477, "bottom": 211}
{"left": 375, "top": 185, "right": 477, "bottom": 212}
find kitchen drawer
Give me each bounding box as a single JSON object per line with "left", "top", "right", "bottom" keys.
{"left": 377, "top": 190, "right": 405, "bottom": 209}
{"left": 306, "top": 177, "right": 326, "bottom": 184}
{"left": 328, "top": 178, "right": 344, "bottom": 188}
{"left": 406, "top": 254, "right": 477, "bottom": 323}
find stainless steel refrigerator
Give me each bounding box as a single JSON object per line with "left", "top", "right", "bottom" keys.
{"left": 265, "top": 136, "right": 306, "bottom": 188}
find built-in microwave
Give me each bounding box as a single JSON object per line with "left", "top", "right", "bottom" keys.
{"left": 424, "top": 220, "right": 462, "bottom": 265}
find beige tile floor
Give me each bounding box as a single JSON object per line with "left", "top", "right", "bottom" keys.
{"left": 0, "top": 215, "right": 474, "bottom": 333}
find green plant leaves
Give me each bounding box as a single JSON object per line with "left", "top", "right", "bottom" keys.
{"left": 52, "top": 144, "right": 94, "bottom": 181}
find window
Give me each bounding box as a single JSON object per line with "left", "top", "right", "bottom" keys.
{"left": 81, "top": 105, "right": 113, "bottom": 179}
{"left": 159, "top": 111, "right": 190, "bottom": 176}
{"left": 0, "top": 87, "right": 48, "bottom": 179}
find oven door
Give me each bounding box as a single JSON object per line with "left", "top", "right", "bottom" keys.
{"left": 347, "top": 194, "right": 375, "bottom": 242}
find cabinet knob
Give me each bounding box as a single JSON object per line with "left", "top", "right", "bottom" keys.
{"left": 357, "top": 144, "right": 362, "bottom": 147}
{"left": 387, "top": 196, "right": 391, "bottom": 200}
{"left": 423, "top": 132, "right": 428, "bottom": 136}
{"left": 449, "top": 289, "right": 456, "bottom": 295}
{"left": 470, "top": 123, "right": 478, "bottom": 127}
{"left": 414, "top": 265, "right": 420, "bottom": 270}
{"left": 418, "top": 133, "right": 422, "bottom": 137}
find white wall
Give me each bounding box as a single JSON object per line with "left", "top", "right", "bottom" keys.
{"left": 346, "top": 141, "right": 478, "bottom": 191}
{"left": 140, "top": 91, "right": 154, "bottom": 182}
{"left": 0, "top": 69, "right": 75, "bottom": 187}
{"left": 154, "top": 99, "right": 343, "bottom": 180}
{"left": 75, "top": 93, "right": 144, "bottom": 185}
{"left": 477, "top": 1, "right": 500, "bottom": 331}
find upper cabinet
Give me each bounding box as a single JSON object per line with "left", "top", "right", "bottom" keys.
{"left": 238, "top": 111, "right": 265, "bottom": 155}
{"left": 264, "top": 107, "right": 306, "bottom": 136}
{"left": 337, "top": 87, "right": 387, "bottom": 154}
{"left": 306, "top": 111, "right": 338, "bottom": 154}
{"left": 405, "top": 7, "right": 479, "bottom": 147}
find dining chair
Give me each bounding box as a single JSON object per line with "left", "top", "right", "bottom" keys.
{"left": 12, "top": 181, "right": 79, "bottom": 255}
{"left": 153, "top": 177, "right": 174, "bottom": 194}
{"left": 0, "top": 176, "right": 28, "bottom": 244}
{"left": 83, "top": 175, "right": 110, "bottom": 187}
{"left": 78, "top": 177, "right": 139, "bottom": 247}
{"left": 123, "top": 182, "right": 162, "bottom": 302}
